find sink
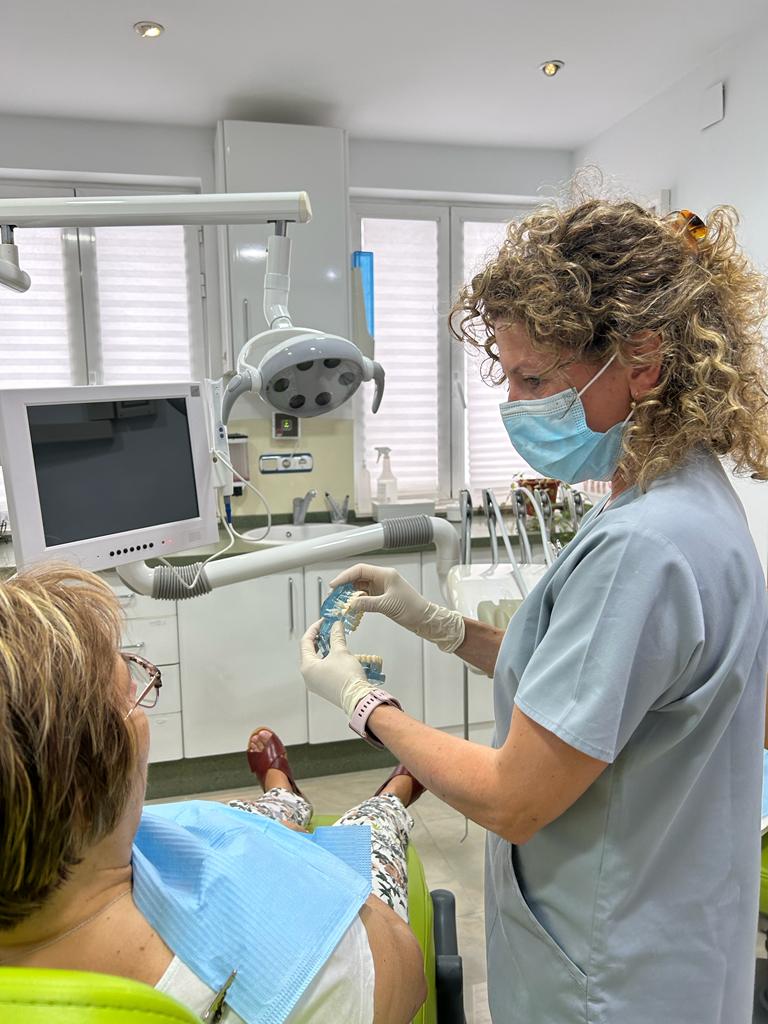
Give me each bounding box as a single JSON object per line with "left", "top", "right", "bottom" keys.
{"left": 243, "top": 522, "right": 358, "bottom": 544}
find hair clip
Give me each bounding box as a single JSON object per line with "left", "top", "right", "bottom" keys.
{"left": 671, "top": 209, "right": 707, "bottom": 250}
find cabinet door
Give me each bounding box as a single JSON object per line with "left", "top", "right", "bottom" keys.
{"left": 421, "top": 555, "right": 495, "bottom": 728}
{"left": 179, "top": 572, "right": 306, "bottom": 757}
{"left": 305, "top": 554, "right": 423, "bottom": 743}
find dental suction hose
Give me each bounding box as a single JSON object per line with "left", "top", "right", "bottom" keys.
{"left": 116, "top": 516, "right": 460, "bottom": 601}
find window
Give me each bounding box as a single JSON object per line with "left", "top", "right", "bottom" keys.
{"left": 353, "top": 201, "right": 536, "bottom": 505}
{"left": 0, "top": 182, "right": 205, "bottom": 389}
{"left": 459, "top": 218, "right": 538, "bottom": 499}
{"left": 0, "top": 180, "right": 206, "bottom": 517}
{"left": 358, "top": 213, "right": 448, "bottom": 499}
{"left": 0, "top": 226, "right": 77, "bottom": 386}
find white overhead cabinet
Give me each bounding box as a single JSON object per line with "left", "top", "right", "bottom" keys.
{"left": 214, "top": 121, "right": 351, "bottom": 383}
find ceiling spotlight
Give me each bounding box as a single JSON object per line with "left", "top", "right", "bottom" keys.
{"left": 540, "top": 60, "right": 564, "bottom": 77}
{"left": 134, "top": 21, "right": 165, "bottom": 38}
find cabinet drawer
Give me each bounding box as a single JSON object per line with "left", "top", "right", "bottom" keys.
{"left": 146, "top": 663, "right": 180, "bottom": 717}
{"left": 121, "top": 617, "right": 178, "bottom": 666}
{"left": 115, "top": 590, "right": 176, "bottom": 620}
{"left": 103, "top": 572, "right": 177, "bottom": 619}
{"left": 147, "top": 713, "right": 183, "bottom": 763}
{"left": 115, "top": 589, "right": 176, "bottom": 618}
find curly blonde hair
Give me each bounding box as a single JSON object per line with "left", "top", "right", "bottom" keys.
{"left": 449, "top": 197, "right": 768, "bottom": 489}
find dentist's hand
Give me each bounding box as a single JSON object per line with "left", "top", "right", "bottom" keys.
{"left": 300, "top": 620, "right": 376, "bottom": 716}
{"left": 330, "top": 563, "right": 466, "bottom": 653}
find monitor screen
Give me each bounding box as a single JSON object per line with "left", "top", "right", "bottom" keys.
{"left": 28, "top": 397, "right": 200, "bottom": 547}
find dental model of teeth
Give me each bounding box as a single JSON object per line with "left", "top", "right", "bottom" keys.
{"left": 316, "top": 583, "right": 386, "bottom": 682}
{"left": 356, "top": 653, "right": 385, "bottom": 684}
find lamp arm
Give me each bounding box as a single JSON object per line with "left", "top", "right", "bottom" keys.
{"left": 263, "top": 229, "right": 293, "bottom": 330}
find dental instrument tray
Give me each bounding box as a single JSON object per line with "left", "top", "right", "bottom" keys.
{"left": 316, "top": 582, "right": 385, "bottom": 683}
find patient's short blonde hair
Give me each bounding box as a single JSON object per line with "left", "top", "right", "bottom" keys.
{"left": 0, "top": 564, "right": 134, "bottom": 929}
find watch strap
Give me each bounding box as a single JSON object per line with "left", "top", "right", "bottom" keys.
{"left": 349, "top": 688, "right": 402, "bottom": 748}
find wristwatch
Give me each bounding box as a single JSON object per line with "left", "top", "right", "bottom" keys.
{"left": 349, "top": 688, "right": 402, "bottom": 748}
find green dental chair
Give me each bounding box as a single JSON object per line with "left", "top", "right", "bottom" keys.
{"left": 0, "top": 828, "right": 465, "bottom": 1023}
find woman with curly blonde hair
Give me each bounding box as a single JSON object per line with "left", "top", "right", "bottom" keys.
{"left": 300, "top": 197, "right": 768, "bottom": 1023}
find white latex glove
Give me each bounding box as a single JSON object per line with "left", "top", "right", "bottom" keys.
{"left": 300, "top": 619, "right": 377, "bottom": 716}
{"left": 330, "top": 563, "right": 465, "bottom": 654}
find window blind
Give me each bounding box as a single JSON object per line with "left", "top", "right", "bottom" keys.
{"left": 360, "top": 217, "right": 440, "bottom": 498}
{"left": 0, "top": 228, "right": 76, "bottom": 387}
{"left": 93, "top": 225, "right": 196, "bottom": 384}
{"left": 462, "top": 221, "right": 538, "bottom": 501}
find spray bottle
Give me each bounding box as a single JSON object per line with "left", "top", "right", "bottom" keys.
{"left": 375, "top": 446, "right": 398, "bottom": 502}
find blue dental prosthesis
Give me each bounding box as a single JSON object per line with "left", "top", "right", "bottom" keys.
{"left": 316, "top": 583, "right": 385, "bottom": 682}
{"left": 316, "top": 583, "right": 364, "bottom": 657}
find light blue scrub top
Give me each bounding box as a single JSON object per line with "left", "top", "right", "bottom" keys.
{"left": 486, "top": 450, "right": 768, "bottom": 1024}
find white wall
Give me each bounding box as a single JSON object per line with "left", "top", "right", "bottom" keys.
{"left": 350, "top": 138, "right": 572, "bottom": 196}
{"left": 577, "top": 18, "right": 768, "bottom": 571}
{"left": 0, "top": 112, "right": 215, "bottom": 184}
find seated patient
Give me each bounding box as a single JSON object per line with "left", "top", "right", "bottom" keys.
{"left": 0, "top": 565, "right": 426, "bottom": 1023}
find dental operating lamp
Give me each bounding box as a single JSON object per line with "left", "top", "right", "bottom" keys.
{"left": 0, "top": 191, "right": 385, "bottom": 421}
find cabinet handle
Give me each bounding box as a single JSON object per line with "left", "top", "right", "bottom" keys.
{"left": 288, "top": 577, "right": 295, "bottom": 634}
{"left": 121, "top": 641, "right": 145, "bottom": 651}
{"left": 243, "top": 298, "right": 250, "bottom": 345}
{"left": 317, "top": 577, "right": 324, "bottom": 616}
{"left": 116, "top": 593, "right": 136, "bottom": 606}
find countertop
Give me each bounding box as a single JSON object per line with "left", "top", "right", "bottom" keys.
{"left": 0, "top": 511, "right": 576, "bottom": 576}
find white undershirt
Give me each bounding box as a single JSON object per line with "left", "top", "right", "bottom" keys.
{"left": 155, "top": 916, "right": 375, "bottom": 1023}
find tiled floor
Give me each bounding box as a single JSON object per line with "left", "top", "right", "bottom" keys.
{"left": 155, "top": 767, "right": 491, "bottom": 1023}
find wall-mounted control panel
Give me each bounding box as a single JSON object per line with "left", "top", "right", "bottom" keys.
{"left": 259, "top": 452, "right": 313, "bottom": 474}
{"left": 272, "top": 413, "right": 300, "bottom": 440}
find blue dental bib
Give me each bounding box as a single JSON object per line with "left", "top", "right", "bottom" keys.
{"left": 133, "top": 801, "right": 371, "bottom": 1024}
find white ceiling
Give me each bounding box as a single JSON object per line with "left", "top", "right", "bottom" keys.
{"left": 2, "top": 0, "right": 766, "bottom": 149}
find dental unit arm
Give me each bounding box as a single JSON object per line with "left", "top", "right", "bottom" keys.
{"left": 117, "top": 515, "right": 459, "bottom": 602}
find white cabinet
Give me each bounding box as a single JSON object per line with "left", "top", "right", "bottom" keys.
{"left": 421, "top": 556, "right": 495, "bottom": 729}
{"left": 108, "top": 572, "right": 184, "bottom": 763}
{"left": 121, "top": 616, "right": 179, "bottom": 667}
{"left": 305, "top": 555, "right": 424, "bottom": 743}
{"left": 178, "top": 571, "right": 307, "bottom": 757}
{"left": 215, "top": 121, "right": 351, "bottom": 378}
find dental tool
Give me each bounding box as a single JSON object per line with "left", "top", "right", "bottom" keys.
{"left": 512, "top": 489, "right": 533, "bottom": 564}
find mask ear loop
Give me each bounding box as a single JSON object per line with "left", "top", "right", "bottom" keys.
{"left": 556, "top": 350, "right": 617, "bottom": 419}
{"left": 576, "top": 351, "right": 617, "bottom": 399}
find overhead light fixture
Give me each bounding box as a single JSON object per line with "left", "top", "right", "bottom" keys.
{"left": 540, "top": 60, "right": 564, "bottom": 77}
{"left": 134, "top": 21, "right": 165, "bottom": 38}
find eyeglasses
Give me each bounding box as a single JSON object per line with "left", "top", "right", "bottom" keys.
{"left": 121, "top": 652, "right": 162, "bottom": 719}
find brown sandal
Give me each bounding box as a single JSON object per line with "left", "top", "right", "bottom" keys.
{"left": 246, "top": 727, "right": 305, "bottom": 799}
{"left": 374, "top": 764, "right": 425, "bottom": 806}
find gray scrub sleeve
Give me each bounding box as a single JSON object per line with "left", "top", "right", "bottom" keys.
{"left": 513, "top": 526, "right": 706, "bottom": 762}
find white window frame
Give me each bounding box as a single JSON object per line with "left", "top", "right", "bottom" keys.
{"left": 0, "top": 173, "right": 208, "bottom": 385}
{"left": 351, "top": 197, "right": 539, "bottom": 503}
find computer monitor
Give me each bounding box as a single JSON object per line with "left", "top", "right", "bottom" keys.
{"left": 0, "top": 382, "right": 219, "bottom": 571}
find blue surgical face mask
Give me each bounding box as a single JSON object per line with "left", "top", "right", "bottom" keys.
{"left": 499, "top": 353, "right": 632, "bottom": 483}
